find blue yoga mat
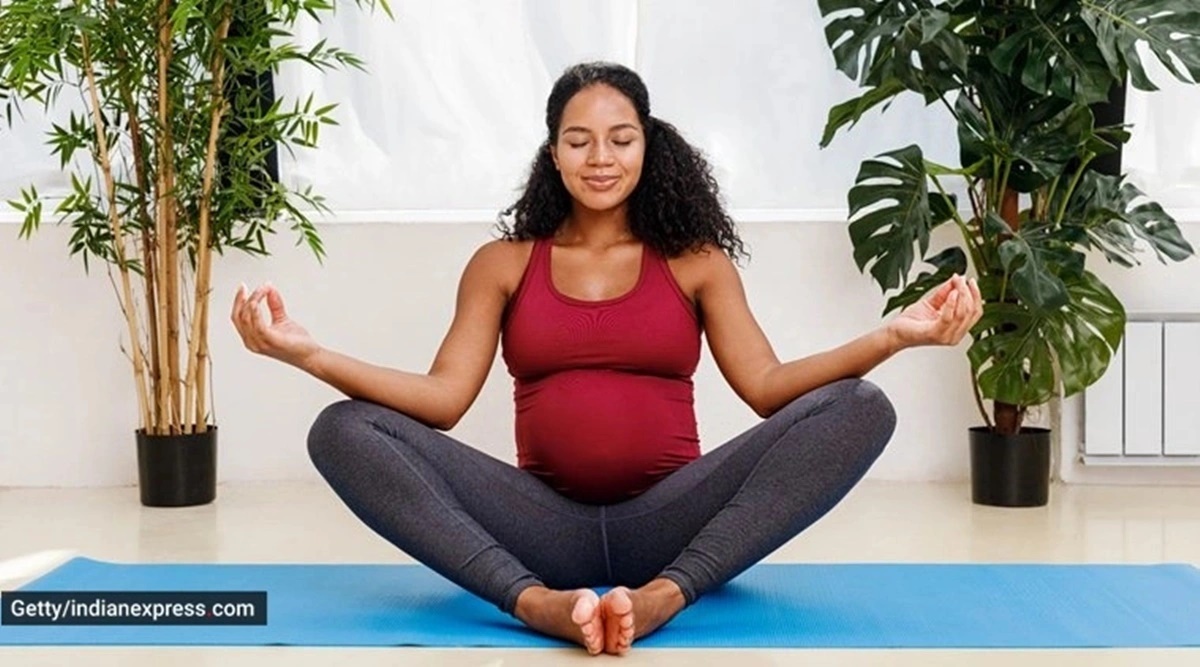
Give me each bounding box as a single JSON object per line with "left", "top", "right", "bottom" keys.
{"left": 2, "top": 557, "right": 1199, "bottom": 648}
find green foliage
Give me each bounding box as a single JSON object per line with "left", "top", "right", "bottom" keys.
{"left": 0, "top": 0, "right": 390, "bottom": 270}
{"left": 1, "top": 0, "right": 389, "bottom": 433}
{"left": 819, "top": 0, "right": 1198, "bottom": 425}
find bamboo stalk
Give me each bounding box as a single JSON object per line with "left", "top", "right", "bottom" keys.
{"left": 154, "top": 0, "right": 177, "bottom": 435}
{"left": 185, "top": 5, "right": 233, "bottom": 433}
{"left": 106, "top": 0, "right": 162, "bottom": 427}
{"left": 162, "top": 3, "right": 181, "bottom": 432}
{"left": 80, "top": 28, "right": 152, "bottom": 434}
{"left": 194, "top": 287, "right": 211, "bottom": 430}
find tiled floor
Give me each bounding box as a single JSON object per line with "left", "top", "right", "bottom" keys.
{"left": 1, "top": 480, "right": 1198, "bottom": 665}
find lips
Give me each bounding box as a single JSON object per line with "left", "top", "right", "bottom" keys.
{"left": 583, "top": 176, "right": 619, "bottom": 189}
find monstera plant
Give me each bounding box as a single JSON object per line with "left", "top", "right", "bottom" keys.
{"left": 818, "top": 0, "right": 1198, "bottom": 505}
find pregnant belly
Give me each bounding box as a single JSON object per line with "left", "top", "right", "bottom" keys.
{"left": 514, "top": 369, "right": 699, "bottom": 503}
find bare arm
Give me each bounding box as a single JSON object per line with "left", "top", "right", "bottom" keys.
{"left": 695, "top": 247, "right": 981, "bottom": 418}
{"left": 232, "top": 240, "right": 514, "bottom": 430}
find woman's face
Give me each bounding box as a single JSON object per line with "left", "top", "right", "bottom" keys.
{"left": 551, "top": 84, "right": 645, "bottom": 216}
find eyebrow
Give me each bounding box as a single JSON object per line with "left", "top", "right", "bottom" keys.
{"left": 561, "top": 123, "right": 641, "bottom": 135}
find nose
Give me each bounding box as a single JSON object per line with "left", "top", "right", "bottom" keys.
{"left": 587, "top": 142, "right": 615, "bottom": 166}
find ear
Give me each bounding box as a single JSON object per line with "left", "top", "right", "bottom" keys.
{"left": 549, "top": 144, "right": 559, "bottom": 171}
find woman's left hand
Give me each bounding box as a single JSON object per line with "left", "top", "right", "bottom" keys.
{"left": 885, "top": 274, "right": 983, "bottom": 351}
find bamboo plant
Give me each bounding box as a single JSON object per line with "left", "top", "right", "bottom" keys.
{"left": 1, "top": 0, "right": 389, "bottom": 436}
{"left": 818, "top": 0, "right": 1198, "bottom": 435}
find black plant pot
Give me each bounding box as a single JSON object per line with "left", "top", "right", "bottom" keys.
{"left": 136, "top": 426, "right": 217, "bottom": 507}
{"left": 969, "top": 426, "right": 1050, "bottom": 508}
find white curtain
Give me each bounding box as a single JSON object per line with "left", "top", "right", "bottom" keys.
{"left": 273, "top": 0, "right": 639, "bottom": 216}
{"left": 2, "top": 0, "right": 1198, "bottom": 221}
{"left": 270, "top": 0, "right": 966, "bottom": 218}
{"left": 1124, "top": 50, "right": 1200, "bottom": 217}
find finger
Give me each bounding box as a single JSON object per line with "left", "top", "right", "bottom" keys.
{"left": 939, "top": 290, "right": 960, "bottom": 333}
{"left": 265, "top": 284, "right": 287, "bottom": 323}
{"left": 955, "top": 280, "right": 972, "bottom": 321}
{"left": 248, "top": 287, "right": 270, "bottom": 335}
{"left": 231, "top": 282, "right": 247, "bottom": 326}
{"left": 240, "top": 285, "right": 267, "bottom": 341}
{"left": 956, "top": 283, "right": 981, "bottom": 340}
{"left": 970, "top": 278, "right": 984, "bottom": 320}
{"left": 236, "top": 284, "right": 261, "bottom": 338}
{"left": 959, "top": 308, "right": 978, "bottom": 341}
{"left": 927, "top": 276, "right": 958, "bottom": 308}
{"left": 936, "top": 291, "right": 964, "bottom": 343}
{"left": 952, "top": 302, "right": 974, "bottom": 342}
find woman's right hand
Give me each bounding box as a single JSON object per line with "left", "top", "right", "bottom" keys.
{"left": 231, "top": 282, "right": 322, "bottom": 369}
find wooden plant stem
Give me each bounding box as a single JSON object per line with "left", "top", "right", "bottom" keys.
{"left": 80, "top": 29, "right": 152, "bottom": 433}
{"left": 993, "top": 185, "right": 1024, "bottom": 435}
{"left": 185, "top": 5, "right": 233, "bottom": 433}
{"left": 106, "top": 0, "right": 161, "bottom": 418}
{"left": 155, "top": 0, "right": 182, "bottom": 434}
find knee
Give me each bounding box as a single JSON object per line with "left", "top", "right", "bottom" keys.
{"left": 307, "top": 399, "right": 430, "bottom": 471}
{"left": 836, "top": 378, "right": 897, "bottom": 455}
{"left": 783, "top": 378, "right": 896, "bottom": 454}
{"left": 306, "top": 399, "right": 374, "bottom": 472}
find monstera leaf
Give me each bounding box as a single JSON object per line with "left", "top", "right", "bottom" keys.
{"left": 846, "top": 144, "right": 956, "bottom": 292}
{"left": 819, "top": 0, "right": 970, "bottom": 133}
{"left": 821, "top": 78, "right": 906, "bottom": 148}
{"left": 968, "top": 270, "right": 1125, "bottom": 406}
{"left": 1059, "top": 171, "right": 1195, "bottom": 266}
{"left": 820, "top": 0, "right": 968, "bottom": 84}
{"left": 989, "top": 4, "right": 1116, "bottom": 104}
{"left": 996, "top": 236, "right": 1071, "bottom": 313}
{"left": 1081, "top": 0, "right": 1200, "bottom": 92}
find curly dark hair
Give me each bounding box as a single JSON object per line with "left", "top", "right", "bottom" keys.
{"left": 495, "top": 61, "right": 748, "bottom": 262}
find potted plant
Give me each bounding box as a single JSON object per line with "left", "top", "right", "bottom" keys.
{"left": 1, "top": 0, "right": 390, "bottom": 506}
{"left": 817, "top": 1, "right": 1199, "bottom": 506}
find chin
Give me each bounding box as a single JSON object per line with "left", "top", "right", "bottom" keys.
{"left": 574, "top": 191, "right": 631, "bottom": 213}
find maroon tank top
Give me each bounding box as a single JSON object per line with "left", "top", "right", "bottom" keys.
{"left": 500, "top": 237, "right": 702, "bottom": 504}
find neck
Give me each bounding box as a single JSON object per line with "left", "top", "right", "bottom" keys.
{"left": 557, "top": 205, "right": 635, "bottom": 248}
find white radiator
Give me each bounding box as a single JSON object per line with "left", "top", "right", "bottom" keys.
{"left": 1083, "top": 314, "right": 1200, "bottom": 466}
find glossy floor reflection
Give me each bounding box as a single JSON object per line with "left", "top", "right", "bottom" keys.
{"left": 1, "top": 480, "right": 1198, "bottom": 665}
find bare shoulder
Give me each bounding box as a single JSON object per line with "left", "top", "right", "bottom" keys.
{"left": 666, "top": 242, "right": 740, "bottom": 302}
{"left": 463, "top": 237, "right": 536, "bottom": 299}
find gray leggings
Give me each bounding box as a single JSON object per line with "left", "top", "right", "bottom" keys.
{"left": 306, "top": 378, "right": 896, "bottom": 616}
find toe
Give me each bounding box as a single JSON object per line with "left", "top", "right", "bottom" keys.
{"left": 570, "top": 590, "right": 598, "bottom": 625}
{"left": 609, "top": 586, "right": 633, "bottom": 614}
{"left": 571, "top": 590, "right": 603, "bottom": 654}
{"left": 603, "top": 587, "right": 635, "bottom": 655}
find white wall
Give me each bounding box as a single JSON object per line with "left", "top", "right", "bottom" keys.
{"left": 4, "top": 219, "right": 1200, "bottom": 489}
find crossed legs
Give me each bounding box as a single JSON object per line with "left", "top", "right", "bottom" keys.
{"left": 306, "top": 378, "right": 896, "bottom": 654}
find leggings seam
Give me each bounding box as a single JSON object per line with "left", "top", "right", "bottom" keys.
{"left": 366, "top": 416, "right": 600, "bottom": 523}
{"left": 599, "top": 507, "right": 613, "bottom": 581}
{"left": 363, "top": 418, "right": 495, "bottom": 546}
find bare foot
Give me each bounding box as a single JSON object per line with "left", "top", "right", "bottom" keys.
{"left": 600, "top": 586, "right": 634, "bottom": 654}
{"left": 599, "top": 578, "right": 687, "bottom": 655}
{"left": 514, "top": 586, "right": 604, "bottom": 655}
